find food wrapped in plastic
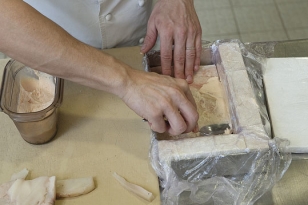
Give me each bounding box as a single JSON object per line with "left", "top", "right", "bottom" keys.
{"left": 144, "top": 39, "right": 291, "bottom": 205}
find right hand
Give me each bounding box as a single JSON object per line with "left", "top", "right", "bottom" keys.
{"left": 121, "top": 69, "right": 199, "bottom": 135}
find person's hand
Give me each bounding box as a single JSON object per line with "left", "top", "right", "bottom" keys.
{"left": 0, "top": 0, "right": 198, "bottom": 136}
{"left": 121, "top": 69, "right": 199, "bottom": 135}
{"left": 140, "top": 0, "right": 202, "bottom": 84}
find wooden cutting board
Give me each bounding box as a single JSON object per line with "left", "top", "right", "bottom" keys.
{"left": 263, "top": 57, "right": 308, "bottom": 153}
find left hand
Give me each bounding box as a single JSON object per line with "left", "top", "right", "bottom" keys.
{"left": 140, "top": 0, "right": 202, "bottom": 84}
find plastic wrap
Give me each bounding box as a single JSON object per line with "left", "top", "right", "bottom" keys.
{"left": 144, "top": 39, "right": 292, "bottom": 205}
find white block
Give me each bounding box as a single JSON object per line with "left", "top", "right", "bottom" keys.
{"left": 218, "top": 43, "right": 246, "bottom": 72}
{"left": 219, "top": 43, "right": 265, "bottom": 133}
{"left": 264, "top": 57, "right": 308, "bottom": 153}
{"left": 158, "top": 134, "right": 247, "bottom": 166}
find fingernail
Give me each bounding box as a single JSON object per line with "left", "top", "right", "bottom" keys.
{"left": 186, "top": 75, "right": 193, "bottom": 84}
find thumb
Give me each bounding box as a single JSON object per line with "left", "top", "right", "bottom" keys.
{"left": 140, "top": 23, "right": 158, "bottom": 54}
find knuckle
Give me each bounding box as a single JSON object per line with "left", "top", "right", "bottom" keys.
{"left": 153, "top": 112, "right": 162, "bottom": 120}
{"left": 153, "top": 16, "right": 163, "bottom": 26}
{"left": 174, "top": 54, "right": 185, "bottom": 64}
{"left": 144, "top": 33, "right": 155, "bottom": 42}
{"left": 167, "top": 86, "right": 182, "bottom": 98}
{"left": 148, "top": 109, "right": 161, "bottom": 120}
{"left": 164, "top": 30, "right": 173, "bottom": 38}
{"left": 186, "top": 51, "right": 196, "bottom": 59}
{"left": 163, "top": 25, "right": 174, "bottom": 36}
{"left": 161, "top": 54, "right": 172, "bottom": 61}
{"left": 177, "top": 29, "right": 187, "bottom": 40}
{"left": 160, "top": 97, "right": 173, "bottom": 110}
{"left": 188, "top": 27, "right": 197, "bottom": 36}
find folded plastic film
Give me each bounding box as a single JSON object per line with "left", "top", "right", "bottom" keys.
{"left": 212, "top": 39, "right": 270, "bottom": 137}
{"left": 146, "top": 39, "right": 291, "bottom": 205}
{"left": 151, "top": 136, "right": 291, "bottom": 205}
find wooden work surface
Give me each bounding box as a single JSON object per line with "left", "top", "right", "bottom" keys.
{"left": 0, "top": 47, "right": 161, "bottom": 204}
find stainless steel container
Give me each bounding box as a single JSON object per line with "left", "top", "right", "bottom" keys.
{"left": 0, "top": 60, "right": 64, "bottom": 144}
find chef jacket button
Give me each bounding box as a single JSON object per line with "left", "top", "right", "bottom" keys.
{"left": 105, "top": 13, "right": 112, "bottom": 21}
{"left": 138, "top": 0, "right": 145, "bottom": 7}
{"left": 139, "top": 37, "right": 144, "bottom": 44}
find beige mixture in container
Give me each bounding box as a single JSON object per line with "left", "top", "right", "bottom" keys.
{"left": 190, "top": 65, "right": 230, "bottom": 128}
{"left": 17, "top": 70, "right": 55, "bottom": 113}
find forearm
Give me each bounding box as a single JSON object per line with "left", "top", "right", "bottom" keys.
{"left": 0, "top": 0, "right": 199, "bottom": 135}
{"left": 0, "top": 0, "right": 129, "bottom": 97}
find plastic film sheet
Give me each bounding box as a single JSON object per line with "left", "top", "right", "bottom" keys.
{"left": 144, "top": 39, "right": 292, "bottom": 205}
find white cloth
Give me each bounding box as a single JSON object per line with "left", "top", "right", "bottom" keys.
{"left": 24, "top": 0, "right": 152, "bottom": 49}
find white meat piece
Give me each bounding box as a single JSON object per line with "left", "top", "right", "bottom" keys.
{"left": 0, "top": 176, "right": 56, "bottom": 205}
{"left": 10, "top": 168, "right": 29, "bottom": 181}
{"left": 56, "top": 177, "right": 95, "bottom": 198}
{"left": 113, "top": 172, "right": 155, "bottom": 202}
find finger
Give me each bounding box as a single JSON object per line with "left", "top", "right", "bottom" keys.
{"left": 173, "top": 29, "right": 186, "bottom": 80}
{"left": 194, "top": 26, "right": 202, "bottom": 72}
{"left": 184, "top": 29, "right": 196, "bottom": 84}
{"left": 148, "top": 114, "right": 168, "bottom": 134}
{"left": 140, "top": 18, "right": 158, "bottom": 54}
{"left": 167, "top": 80, "right": 198, "bottom": 135}
{"left": 165, "top": 109, "right": 187, "bottom": 136}
{"left": 178, "top": 99, "right": 199, "bottom": 133}
{"left": 179, "top": 80, "right": 199, "bottom": 132}
{"left": 165, "top": 94, "right": 198, "bottom": 135}
{"left": 160, "top": 30, "right": 174, "bottom": 76}
{"left": 185, "top": 87, "right": 197, "bottom": 110}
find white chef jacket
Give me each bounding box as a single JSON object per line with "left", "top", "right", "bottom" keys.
{"left": 24, "top": 0, "right": 153, "bottom": 49}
